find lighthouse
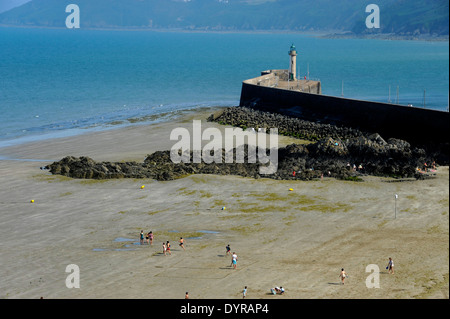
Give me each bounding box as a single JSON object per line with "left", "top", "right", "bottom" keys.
{"left": 288, "top": 44, "right": 297, "bottom": 81}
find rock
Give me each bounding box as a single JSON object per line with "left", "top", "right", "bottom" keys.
{"left": 308, "top": 137, "right": 348, "bottom": 157}
{"left": 208, "top": 106, "right": 368, "bottom": 142}
{"left": 46, "top": 133, "right": 431, "bottom": 182}
{"left": 45, "top": 107, "right": 447, "bottom": 182}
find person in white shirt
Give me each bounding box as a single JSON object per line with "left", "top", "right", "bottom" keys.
{"left": 231, "top": 252, "right": 238, "bottom": 269}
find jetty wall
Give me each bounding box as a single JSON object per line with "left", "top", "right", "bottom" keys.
{"left": 239, "top": 81, "right": 449, "bottom": 145}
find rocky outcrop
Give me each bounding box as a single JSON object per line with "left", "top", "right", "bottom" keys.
{"left": 45, "top": 106, "right": 446, "bottom": 182}
{"left": 208, "top": 106, "right": 367, "bottom": 141}
{"left": 46, "top": 133, "right": 433, "bottom": 182}
{"left": 209, "top": 106, "right": 448, "bottom": 166}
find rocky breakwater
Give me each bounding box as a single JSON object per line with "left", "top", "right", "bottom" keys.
{"left": 208, "top": 106, "right": 367, "bottom": 141}
{"left": 208, "top": 106, "right": 449, "bottom": 165}
{"left": 46, "top": 133, "right": 434, "bottom": 182}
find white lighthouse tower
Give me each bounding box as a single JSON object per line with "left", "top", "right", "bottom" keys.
{"left": 288, "top": 44, "right": 297, "bottom": 81}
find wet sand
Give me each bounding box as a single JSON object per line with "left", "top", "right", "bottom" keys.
{"left": 0, "top": 107, "right": 448, "bottom": 299}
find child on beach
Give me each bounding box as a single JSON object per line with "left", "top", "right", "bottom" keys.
{"left": 387, "top": 257, "right": 394, "bottom": 274}
{"left": 140, "top": 230, "right": 144, "bottom": 245}
{"left": 148, "top": 231, "right": 153, "bottom": 245}
{"left": 179, "top": 237, "right": 185, "bottom": 251}
{"left": 339, "top": 268, "right": 348, "bottom": 285}
{"left": 275, "top": 287, "right": 285, "bottom": 294}
{"left": 231, "top": 252, "right": 238, "bottom": 269}
{"left": 162, "top": 242, "right": 166, "bottom": 256}
{"left": 242, "top": 286, "right": 247, "bottom": 299}
{"left": 226, "top": 244, "right": 231, "bottom": 256}
{"left": 271, "top": 287, "right": 285, "bottom": 295}
{"left": 166, "top": 241, "right": 171, "bottom": 255}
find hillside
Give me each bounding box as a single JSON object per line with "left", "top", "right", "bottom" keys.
{"left": 350, "top": 0, "right": 449, "bottom": 36}
{"left": 0, "top": 0, "right": 31, "bottom": 14}
{"left": 0, "top": 0, "right": 448, "bottom": 36}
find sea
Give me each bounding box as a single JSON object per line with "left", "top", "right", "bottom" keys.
{"left": 0, "top": 27, "right": 448, "bottom": 149}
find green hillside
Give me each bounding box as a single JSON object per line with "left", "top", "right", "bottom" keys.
{"left": 0, "top": 0, "right": 447, "bottom": 36}
{"left": 351, "top": 0, "right": 449, "bottom": 36}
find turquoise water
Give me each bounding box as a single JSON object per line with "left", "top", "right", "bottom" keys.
{"left": 0, "top": 27, "right": 448, "bottom": 148}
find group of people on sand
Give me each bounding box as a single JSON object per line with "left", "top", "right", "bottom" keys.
{"left": 140, "top": 230, "right": 153, "bottom": 245}
{"left": 142, "top": 231, "right": 396, "bottom": 297}
{"left": 139, "top": 230, "right": 186, "bottom": 255}
{"left": 185, "top": 257, "right": 395, "bottom": 298}
{"left": 270, "top": 286, "right": 285, "bottom": 295}
{"left": 183, "top": 244, "right": 292, "bottom": 298}
{"left": 418, "top": 161, "right": 437, "bottom": 173}
{"left": 162, "top": 237, "right": 186, "bottom": 256}
{"left": 346, "top": 162, "right": 364, "bottom": 173}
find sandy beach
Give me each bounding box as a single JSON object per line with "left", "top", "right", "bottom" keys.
{"left": 0, "top": 107, "right": 448, "bottom": 299}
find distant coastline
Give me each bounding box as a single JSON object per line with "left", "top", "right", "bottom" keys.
{"left": 1, "top": 24, "right": 447, "bottom": 42}
{"left": 321, "top": 31, "right": 449, "bottom": 42}
{"left": 0, "top": 24, "right": 329, "bottom": 36}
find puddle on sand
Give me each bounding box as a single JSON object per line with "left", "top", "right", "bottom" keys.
{"left": 186, "top": 230, "right": 220, "bottom": 240}
{"left": 95, "top": 232, "right": 221, "bottom": 248}
{"left": 92, "top": 248, "right": 136, "bottom": 251}
{"left": 115, "top": 237, "right": 145, "bottom": 246}
{"left": 113, "top": 237, "right": 138, "bottom": 242}
{"left": 93, "top": 237, "right": 141, "bottom": 251}
{"left": 168, "top": 230, "right": 220, "bottom": 235}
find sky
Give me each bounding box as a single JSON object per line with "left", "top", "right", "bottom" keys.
{"left": 0, "top": 0, "right": 31, "bottom": 13}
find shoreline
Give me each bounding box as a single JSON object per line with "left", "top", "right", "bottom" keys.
{"left": 0, "top": 105, "right": 228, "bottom": 157}
{"left": 321, "top": 32, "right": 449, "bottom": 42}
{"left": 0, "top": 107, "right": 448, "bottom": 299}
{"left": 0, "top": 25, "right": 329, "bottom": 36}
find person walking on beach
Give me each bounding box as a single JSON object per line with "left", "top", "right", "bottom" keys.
{"left": 231, "top": 252, "right": 238, "bottom": 269}
{"left": 226, "top": 244, "right": 231, "bottom": 256}
{"left": 387, "top": 257, "right": 394, "bottom": 274}
{"left": 185, "top": 292, "right": 189, "bottom": 299}
{"left": 339, "top": 268, "right": 348, "bottom": 285}
{"left": 179, "top": 237, "right": 185, "bottom": 251}
{"left": 148, "top": 231, "right": 153, "bottom": 246}
{"left": 242, "top": 286, "right": 247, "bottom": 299}
{"left": 166, "top": 241, "right": 171, "bottom": 255}
{"left": 162, "top": 242, "right": 167, "bottom": 256}
{"left": 140, "top": 230, "right": 145, "bottom": 245}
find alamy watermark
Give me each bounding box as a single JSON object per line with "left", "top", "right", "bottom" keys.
{"left": 65, "top": 264, "right": 80, "bottom": 288}
{"left": 365, "top": 264, "right": 380, "bottom": 288}
{"left": 65, "top": 4, "right": 80, "bottom": 29}
{"left": 365, "top": 4, "right": 380, "bottom": 29}
{"left": 169, "top": 120, "right": 279, "bottom": 174}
